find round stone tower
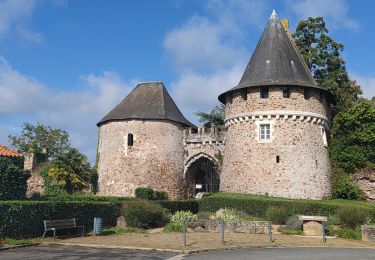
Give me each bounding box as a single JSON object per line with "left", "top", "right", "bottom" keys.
{"left": 218, "top": 11, "right": 333, "bottom": 199}
{"left": 97, "top": 82, "right": 195, "bottom": 199}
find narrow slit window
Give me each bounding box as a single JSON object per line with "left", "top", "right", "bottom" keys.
{"left": 241, "top": 90, "right": 247, "bottom": 100}
{"left": 259, "top": 124, "right": 271, "bottom": 141}
{"left": 276, "top": 156, "right": 280, "bottom": 163}
{"left": 283, "top": 87, "right": 291, "bottom": 98}
{"left": 127, "top": 133, "right": 134, "bottom": 146}
{"left": 260, "top": 88, "right": 269, "bottom": 99}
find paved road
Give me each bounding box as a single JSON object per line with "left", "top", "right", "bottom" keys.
{"left": 186, "top": 247, "right": 375, "bottom": 260}
{"left": 1, "top": 246, "right": 375, "bottom": 259}
{"left": 0, "top": 245, "right": 178, "bottom": 260}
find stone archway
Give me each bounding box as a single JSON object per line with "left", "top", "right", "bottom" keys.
{"left": 184, "top": 153, "right": 220, "bottom": 198}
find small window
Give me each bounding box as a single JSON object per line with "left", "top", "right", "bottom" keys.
{"left": 283, "top": 87, "right": 291, "bottom": 98}
{"left": 260, "top": 88, "right": 269, "bottom": 99}
{"left": 321, "top": 128, "right": 327, "bottom": 147}
{"left": 241, "top": 90, "right": 247, "bottom": 100}
{"left": 259, "top": 124, "right": 271, "bottom": 141}
{"left": 127, "top": 133, "right": 134, "bottom": 146}
{"left": 276, "top": 156, "right": 280, "bottom": 163}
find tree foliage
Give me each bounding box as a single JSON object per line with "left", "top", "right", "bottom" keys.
{"left": 8, "top": 123, "right": 70, "bottom": 162}
{"left": 293, "top": 17, "right": 362, "bottom": 115}
{"left": 195, "top": 104, "right": 225, "bottom": 130}
{"left": 47, "top": 148, "right": 91, "bottom": 194}
{"left": 0, "top": 157, "right": 30, "bottom": 200}
{"left": 329, "top": 99, "right": 375, "bottom": 173}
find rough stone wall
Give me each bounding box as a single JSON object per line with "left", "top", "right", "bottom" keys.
{"left": 354, "top": 168, "right": 375, "bottom": 201}
{"left": 221, "top": 86, "right": 331, "bottom": 199}
{"left": 24, "top": 153, "right": 45, "bottom": 197}
{"left": 97, "top": 120, "right": 187, "bottom": 199}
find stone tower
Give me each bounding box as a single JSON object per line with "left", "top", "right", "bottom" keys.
{"left": 218, "top": 11, "right": 333, "bottom": 199}
{"left": 97, "top": 82, "right": 195, "bottom": 199}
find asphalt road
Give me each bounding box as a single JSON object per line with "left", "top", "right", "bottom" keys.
{"left": 186, "top": 247, "right": 375, "bottom": 260}
{"left": 0, "top": 245, "right": 178, "bottom": 260}
{"left": 1, "top": 246, "right": 375, "bottom": 260}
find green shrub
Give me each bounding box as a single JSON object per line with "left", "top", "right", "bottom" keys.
{"left": 122, "top": 200, "right": 168, "bottom": 229}
{"left": 0, "top": 157, "right": 30, "bottom": 200}
{"left": 209, "top": 208, "right": 241, "bottom": 221}
{"left": 332, "top": 175, "right": 365, "bottom": 200}
{"left": 336, "top": 226, "right": 361, "bottom": 240}
{"left": 336, "top": 207, "right": 368, "bottom": 228}
{"left": 163, "top": 223, "right": 182, "bottom": 233}
{"left": 157, "top": 200, "right": 199, "bottom": 213}
{"left": 284, "top": 215, "right": 303, "bottom": 230}
{"left": 154, "top": 191, "right": 168, "bottom": 200}
{"left": 135, "top": 188, "right": 155, "bottom": 200}
{"left": 0, "top": 201, "right": 120, "bottom": 238}
{"left": 280, "top": 229, "right": 303, "bottom": 235}
{"left": 39, "top": 164, "right": 68, "bottom": 197}
{"left": 265, "top": 207, "right": 291, "bottom": 225}
{"left": 171, "top": 211, "right": 197, "bottom": 223}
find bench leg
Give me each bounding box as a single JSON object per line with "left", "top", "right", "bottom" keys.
{"left": 82, "top": 226, "right": 85, "bottom": 237}
{"left": 43, "top": 231, "right": 46, "bottom": 238}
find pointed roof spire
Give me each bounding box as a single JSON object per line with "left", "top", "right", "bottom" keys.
{"left": 97, "top": 82, "right": 195, "bottom": 128}
{"left": 218, "top": 10, "right": 321, "bottom": 103}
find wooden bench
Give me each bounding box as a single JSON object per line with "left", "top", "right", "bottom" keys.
{"left": 43, "top": 218, "right": 84, "bottom": 239}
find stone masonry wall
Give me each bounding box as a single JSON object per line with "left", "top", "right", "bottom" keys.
{"left": 221, "top": 86, "right": 331, "bottom": 199}
{"left": 97, "top": 120, "right": 187, "bottom": 199}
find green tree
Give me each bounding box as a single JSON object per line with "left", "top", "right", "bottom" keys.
{"left": 0, "top": 157, "right": 31, "bottom": 200}
{"left": 9, "top": 123, "right": 70, "bottom": 162}
{"left": 48, "top": 148, "right": 91, "bottom": 194}
{"left": 329, "top": 99, "right": 375, "bottom": 173}
{"left": 293, "top": 17, "right": 362, "bottom": 115}
{"left": 195, "top": 104, "right": 225, "bottom": 130}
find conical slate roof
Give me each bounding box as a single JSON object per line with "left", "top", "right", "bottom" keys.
{"left": 218, "top": 10, "right": 322, "bottom": 103}
{"left": 97, "top": 82, "right": 195, "bottom": 128}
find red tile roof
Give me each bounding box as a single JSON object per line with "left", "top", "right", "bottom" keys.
{"left": 0, "top": 145, "right": 22, "bottom": 158}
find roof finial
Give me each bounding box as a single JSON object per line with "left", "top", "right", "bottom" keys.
{"left": 270, "top": 9, "right": 277, "bottom": 19}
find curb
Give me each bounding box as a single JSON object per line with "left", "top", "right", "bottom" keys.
{"left": 0, "top": 243, "right": 40, "bottom": 252}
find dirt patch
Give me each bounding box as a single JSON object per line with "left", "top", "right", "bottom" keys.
{"left": 45, "top": 232, "right": 375, "bottom": 251}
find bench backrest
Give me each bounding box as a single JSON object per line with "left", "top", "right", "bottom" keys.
{"left": 44, "top": 218, "right": 77, "bottom": 230}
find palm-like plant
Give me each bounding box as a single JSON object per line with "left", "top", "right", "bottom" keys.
{"left": 195, "top": 104, "right": 225, "bottom": 130}
{"left": 48, "top": 148, "right": 91, "bottom": 194}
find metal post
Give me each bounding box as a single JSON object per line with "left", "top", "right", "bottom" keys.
{"left": 268, "top": 221, "right": 272, "bottom": 243}
{"left": 220, "top": 220, "right": 225, "bottom": 245}
{"left": 322, "top": 222, "right": 326, "bottom": 243}
{"left": 182, "top": 219, "right": 187, "bottom": 247}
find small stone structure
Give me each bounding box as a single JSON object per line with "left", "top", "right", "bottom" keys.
{"left": 299, "top": 216, "right": 327, "bottom": 236}
{"left": 24, "top": 153, "right": 44, "bottom": 197}
{"left": 189, "top": 220, "right": 271, "bottom": 234}
{"left": 361, "top": 225, "right": 375, "bottom": 241}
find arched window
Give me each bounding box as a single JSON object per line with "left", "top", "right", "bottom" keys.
{"left": 127, "top": 133, "right": 134, "bottom": 146}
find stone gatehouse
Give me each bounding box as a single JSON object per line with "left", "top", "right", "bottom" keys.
{"left": 96, "top": 11, "right": 332, "bottom": 199}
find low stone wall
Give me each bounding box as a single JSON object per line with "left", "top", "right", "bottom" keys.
{"left": 362, "top": 225, "right": 375, "bottom": 241}
{"left": 189, "top": 220, "right": 271, "bottom": 234}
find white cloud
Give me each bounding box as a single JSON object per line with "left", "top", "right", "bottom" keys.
{"left": 0, "top": 57, "right": 134, "bottom": 163}
{"left": 0, "top": 0, "right": 37, "bottom": 36}
{"left": 288, "top": 0, "right": 359, "bottom": 30}
{"left": 17, "top": 26, "right": 44, "bottom": 44}
{"left": 350, "top": 73, "right": 375, "bottom": 99}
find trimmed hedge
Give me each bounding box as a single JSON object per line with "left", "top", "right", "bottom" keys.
{"left": 29, "top": 195, "right": 131, "bottom": 203}
{"left": 0, "top": 201, "right": 121, "bottom": 238}
{"left": 157, "top": 200, "right": 199, "bottom": 213}
{"left": 199, "top": 193, "right": 375, "bottom": 221}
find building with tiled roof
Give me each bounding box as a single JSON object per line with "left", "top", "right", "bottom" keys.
{"left": 0, "top": 145, "right": 22, "bottom": 158}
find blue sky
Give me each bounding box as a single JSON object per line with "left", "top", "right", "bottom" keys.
{"left": 0, "top": 0, "right": 374, "bottom": 163}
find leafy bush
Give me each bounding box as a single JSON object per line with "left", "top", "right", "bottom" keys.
{"left": 122, "top": 200, "right": 168, "bottom": 229}
{"left": 285, "top": 215, "right": 303, "bottom": 230}
{"left": 0, "top": 157, "right": 30, "bottom": 200}
{"left": 157, "top": 200, "right": 199, "bottom": 213}
{"left": 135, "top": 188, "right": 155, "bottom": 200}
{"left": 336, "top": 226, "right": 361, "bottom": 240}
{"left": 280, "top": 229, "right": 303, "bottom": 235}
{"left": 171, "top": 211, "right": 197, "bottom": 224}
{"left": 163, "top": 223, "right": 182, "bottom": 233}
{"left": 154, "top": 191, "right": 168, "bottom": 200}
{"left": 209, "top": 208, "right": 241, "bottom": 221}
{"left": 265, "top": 207, "right": 291, "bottom": 225}
{"left": 332, "top": 175, "right": 365, "bottom": 200}
{"left": 39, "top": 163, "right": 68, "bottom": 197}
{"left": 0, "top": 201, "right": 120, "bottom": 238}
{"left": 336, "top": 207, "right": 368, "bottom": 228}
